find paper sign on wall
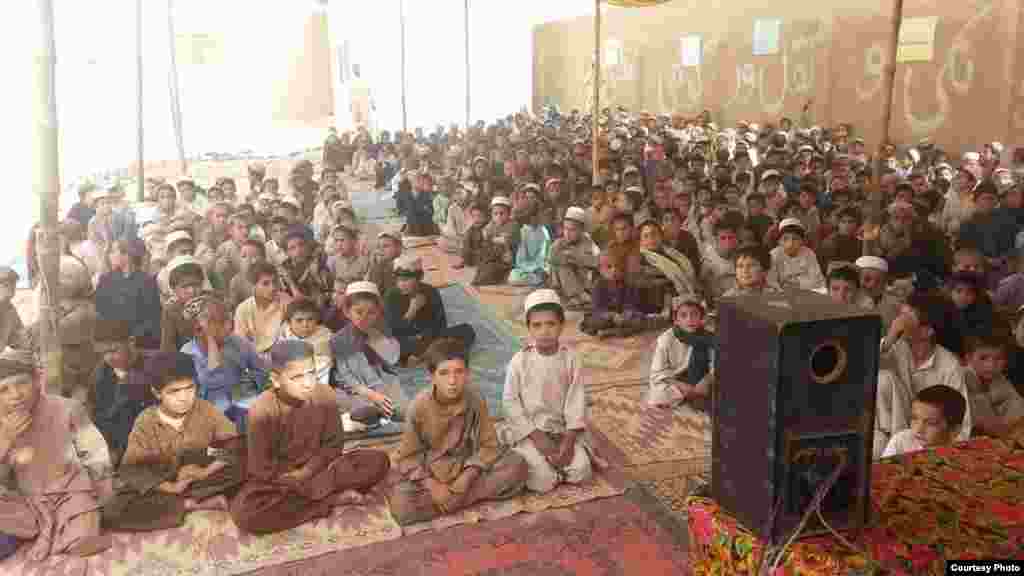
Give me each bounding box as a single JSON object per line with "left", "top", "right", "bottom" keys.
{"left": 753, "top": 19, "right": 781, "bottom": 56}
{"left": 605, "top": 38, "right": 623, "bottom": 66}
{"left": 897, "top": 17, "right": 938, "bottom": 63}
{"left": 681, "top": 35, "right": 702, "bottom": 67}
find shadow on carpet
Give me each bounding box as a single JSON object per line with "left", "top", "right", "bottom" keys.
{"left": 395, "top": 284, "right": 521, "bottom": 418}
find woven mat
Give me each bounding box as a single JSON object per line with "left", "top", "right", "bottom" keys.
{"left": 401, "top": 470, "right": 626, "bottom": 536}
{"left": 589, "top": 385, "right": 711, "bottom": 475}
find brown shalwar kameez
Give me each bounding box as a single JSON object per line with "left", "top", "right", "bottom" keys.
{"left": 471, "top": 221, "right": 521, "bottom": 286}
{"left": 102, "top": 399, "right": 243, "bottom": 531}
{"left": 0, "top": 396, "right": 111, "bottom": 561}
{"left": 388, "top": 387, "right": 527, "bottom": 526}
{"left": 229, "top": 384, "right": 390, "bottom": 534}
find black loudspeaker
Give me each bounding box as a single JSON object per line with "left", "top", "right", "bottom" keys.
{"left": 713, "top": 289, "right": 880, "bottom": 545}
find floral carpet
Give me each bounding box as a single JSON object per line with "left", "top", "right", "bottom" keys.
{"left": 2, "top": 470, "right": 625, "bottom": 576}
{"left": 687, "top": 437, "right": 1024, "bottom": 575}
{"left": 238, "top": 495, "right": 689, "bottom": 576}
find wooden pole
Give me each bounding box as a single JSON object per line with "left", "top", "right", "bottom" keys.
{"left": 399, "top": 0, "right": 408, "bottom": 133}
{"left": 136, "top": 0, "right": 145, "bottom": 201}
{"left": 874, "top": 0, "right": 904, "bottom": 222}
{"left": 464, "top": 0, "right": 471, "bottom": 128}
{"left": 591, "top": 0, "right": 601, "bottom": 186}
{"left": 167, "top": 0, "right": 187, "bottom": 176}
{"left": 33, "top": 0, "right": 63, "bottom": 395}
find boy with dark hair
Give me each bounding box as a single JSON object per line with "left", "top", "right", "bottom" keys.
{"left": 228, "top": 239, "right": 266, "bottom": 311}
{"left": 875, "top": 291, "right": 971, "bottom": 457}
{"left": 647, "top": 297, "right": 715, "bottom": 411}
{"left": 383, "top": 255, "right": 476, "bottom": 366}
{"left": 230, "top": 340, "right": 390, "bottom": 534}
{"left": 826, "top": 265, "right": 861, "bottom": 305}
{"left": 104, "top": 352, "right": 242, "bottom": 531}
{"left": 234, "top": 261, "right": 285, "bottom": 357}
{"left": 281, "top": 230, "right": 332, "bottom": 308}
{"left": 881, "top": 385, "right": 967, "bottom": 458}
{"left": 389, "top": 338, "right": 528, "bottom": 525}
{"left": 182, "top": 294, "right": 268, "bottom": 411}
{"left": 700, "top": 211, "right": 745, "bottom": 305}
{"left": 161, "top": 258, "right": 205, "bottom": 352}
{"left": 964, "top": 330, "right": 1024, "bottom": 437}
{"left": 0, "top": 349, "right": 112, "bottom": 559}
{"left": 279, "top": 298, "right": 332, "bottom": 385}
{"left": 580, "top": 246, "right": 645, "bottom": 338}
{"left": 92, "top": 318, "right": 157, "bottom": 464}
{"left": 367, "top": 232, "right": 403, "bottom": 295}
{"left": 721, "top": 244, "right": 780, "bottom": 298}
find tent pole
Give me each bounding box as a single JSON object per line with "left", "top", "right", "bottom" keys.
{"left": 591, "top": 0, "right": 601, "bottom": 185}
{"left": 33, "top": 0, "right": 64, "bottom": 395}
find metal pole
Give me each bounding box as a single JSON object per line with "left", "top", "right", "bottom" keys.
{"left": 167, "top": 0, "right": 187, "bottom": 175}
{"left": 591, "top": 0, "right": 601, "bottom": 186}
{"left": 399, "top": 0, "right": 408, "bottom": 133}
{"left": 136, "top": 0, "right": 145, "bottom": 201}
{"left": 874, "top": 0, "right": 904, "bottom": 223}
{"left": 464, "top": 0, "right": 470, "bottom": 128}
{"left": 33, "top": 0, "right": 64, "bottom": 395}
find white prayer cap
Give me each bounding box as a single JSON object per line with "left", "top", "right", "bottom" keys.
{"left": 393, "top": 254, "right": 423, "bottom": 273}
{"left": 377, "top": 231, "right": 400, "bottom": 241}
{"left": 855, "top": 256, "right": 888, "bottom": 272}
{"left": 165, "top": 254, "right": 204, "bottom": 276}
{"left": 760, "top": 169, "right": 782, "bottom": 181}
{"left": 963, "top": 152, "right": 981, "bottom": 163}
{"left": 622, "top": 165, "right": 640, "bottom": 176}
{"left": 624, "top": 185, "right": 645, "bottom": 195}
{"left": 564, "top": 206, "right": 587, "bottom": 223}
{"left": 165, "top": 230, "right": 193, "bottom": 247}
{"left": 281, "top": 196, "right": 302, "bottom": 210}
{"left": 524, "top": 289, "right": 562, "bottom": 315}
{"left": 258, "top": 192, "right": 276, "bottom": 202}
{"left": 990, "top": 142, "right": 1005, "bottom": 154}
{"left": 520, "top": 183, "right": 541, "bottom": 193}
{"left": 798, "top": 144, "right": 814, "bottom": 153}
{"left": 491, "top": 196, "right": 512, "bottom": 208}
{"left": 778, "top": 217, "right": 805, "bottom": 233}
{"left": 331, "top": 199, "right": 353, "bottom": 212}
{"left": 345, "top": 281, "right": 380, "bottom": 297}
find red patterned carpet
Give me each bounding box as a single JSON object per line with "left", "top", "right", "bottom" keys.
{"left": 249, "top": 495, "right": 690, "bottom": 576}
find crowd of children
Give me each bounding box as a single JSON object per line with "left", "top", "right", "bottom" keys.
{"left": 2, "top": 106, "right": 1024, "bottom": 562}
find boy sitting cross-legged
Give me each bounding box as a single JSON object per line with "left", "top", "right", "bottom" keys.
{"left": 504, "top": 289, "right": 598, "bottom": 493}
{"left": 230, "top": 340, "right": 391, "bottom": 534}
{"left": 579, "top": 246, "right": 646, "bottom": 338}
{"left": 103, "top": 352, "right": 243, "bottom": 532}
{"left": 388, "top": 338, "right": 528, "bottom": 525}
{"left": 647, "top": 296, "right": 716, "bottom": 412}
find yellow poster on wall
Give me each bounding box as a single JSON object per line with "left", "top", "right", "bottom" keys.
{"left": 897, "top": 16, "right": 938, "bottom": 63}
